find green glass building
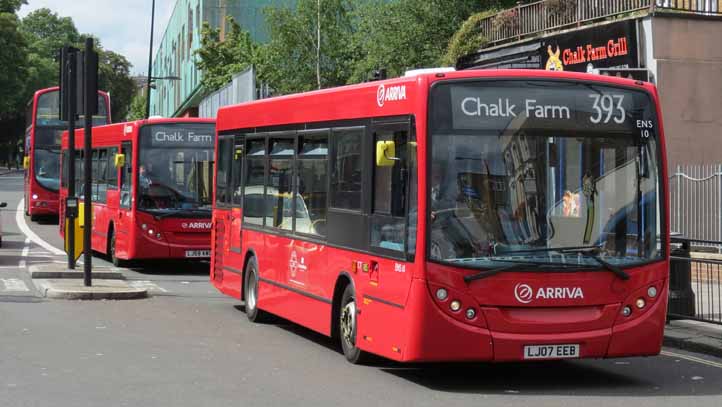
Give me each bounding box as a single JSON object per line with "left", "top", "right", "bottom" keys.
{"left": 149, "top": 0, "right": 294, "bottom": 118}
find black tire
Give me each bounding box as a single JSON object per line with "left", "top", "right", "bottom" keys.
{"left": 109, "top": 229, "right": 125, "bottom": 267}
{"left": 244, "top": 257, "right": 268, "bottom": 322}
{"left": 339, "top": 284, "right": 370, "bottom": 364}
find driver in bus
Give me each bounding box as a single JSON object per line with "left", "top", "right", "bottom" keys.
{"left": 139, "top": 163, "right": 156, "bottom": 189}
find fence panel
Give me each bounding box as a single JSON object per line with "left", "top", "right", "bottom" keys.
{"left": 669, "top": 165, "right": 722, "bottom": 251}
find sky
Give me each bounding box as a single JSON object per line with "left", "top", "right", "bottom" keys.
{"left": 19, "top": 0, "right": 177, "bottom": 76}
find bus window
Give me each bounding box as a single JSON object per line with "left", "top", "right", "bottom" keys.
{"left": 243, "top": 138, "right": 266, "bottom": 226}
{"left": 215, "top": 137, "right": 233, "bottom": 206}
{"left": 297, "top": 131, "right": 328, "bottom": 237}
{"left": 120, "top": 142, "right": 132, "bottom": 208}
{"left": 268, "top": 137, "right": 295, "bottom": 230}
{"left": 330, "top": 127, "right": 363, "bottom": 211}
{"left": 370, "top": 122, "right": 410, "bottom": 253}
{"left": 231, "top": 138, "right": 244, "bottom": 207}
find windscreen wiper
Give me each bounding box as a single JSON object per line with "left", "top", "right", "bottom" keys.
{"left": 463, "top": 261, "right": 584, "bottom": 284}
{"left": 498, "top": 245, "right": 630, "bottom": 280}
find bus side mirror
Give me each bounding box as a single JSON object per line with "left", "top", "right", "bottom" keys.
{"left": 376, "top": 140, "right": 398, "bottom": 167}
{"left": 114, "top": 153, "right": 126, "bottom": 168}
{"left": 23, "top": 156, "right": 29, "bottom": 169}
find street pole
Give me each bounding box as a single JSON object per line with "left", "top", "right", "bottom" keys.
{"left": 83, "top": 38, "right": 97, "bottom": 287}
{"left": 145, "top": 0, "right": 156, "bottom": 119}
{"left": 65, "top": 48, "right": 77, "bottom": 270}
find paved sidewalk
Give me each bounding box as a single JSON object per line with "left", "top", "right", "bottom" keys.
{"left": 664, "top": 319, "right": 722, "bottom": 358}
{"left": 27, "top": 263, "right": 147, "bottom": 300}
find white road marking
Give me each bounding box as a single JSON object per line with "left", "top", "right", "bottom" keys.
{"left": 18, "top": 238, "right": 30, "bottom": 269}
{"left": 661, "top": 350, "right": 722, "bottom": 369}
{"left": 15, "top": 199, "right": 65, "bottom": 256}
{"left": 128, "top": 281, "right": 168, "bottom": 293}
{"left": 1, "top": 278, "right": 30, "bottom": 292}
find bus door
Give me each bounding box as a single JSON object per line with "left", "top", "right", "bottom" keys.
{"left": 115, "top": 141, "right": 133, "bottom": 259}
{"left": 228, "top": 136, "right": 244, "bottom": 259}
{"left": 213, "top": 136, "right": 234, "bottom": 283}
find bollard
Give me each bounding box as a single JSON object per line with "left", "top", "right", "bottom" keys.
{"left": 668, "top": 237, "right": 696, "bottom": 318}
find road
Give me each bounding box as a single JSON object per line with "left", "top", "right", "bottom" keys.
{"left": 2, "top": 170, "right": 722, "bottom": 407}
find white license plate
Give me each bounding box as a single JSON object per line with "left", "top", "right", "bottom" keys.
{"left": 523, "top": 344, "right": 579, "bottom": 360}
{"left": 185, "top": 250, "right": 210, "bottom": 258}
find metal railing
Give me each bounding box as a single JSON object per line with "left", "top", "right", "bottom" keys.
{"left": 669, "top": 165, "right": 722, "bottom": 251}
{"left": 669, "top": 237, "right": 722, "bottom": 325}
{"left": 478, "top": 0, "right": 722, "bottom": 47}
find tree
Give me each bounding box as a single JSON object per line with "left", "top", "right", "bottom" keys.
{"left": 350, "top": 0, "right": 502, "bottom": 82}
{"left": 195, "top": 16, "right": 264, "bottom": 93}
{"left": 262, "top": 0, "right": 357, "bottom": 94}
{"left": 98, "top": 49, "right": 135, "bottom": 121}
{"left": 127, "top": 92, "right": 147, "bottom": 121}
{"left": 0, "top": 9, "right": 28, "bottom": 118}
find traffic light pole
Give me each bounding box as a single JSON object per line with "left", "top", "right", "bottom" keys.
{"left": 82, "top": 38, "right": 97, "bottom": 287}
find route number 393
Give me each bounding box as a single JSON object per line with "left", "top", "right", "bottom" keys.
{"left": 589, "top": 94, "right": 625, "bottom": 124}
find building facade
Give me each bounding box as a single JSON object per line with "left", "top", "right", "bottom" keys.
{"left": 457, "top": 0, "right": 722, "bottom": 170}
{"left": 149, "top": 0, "right": 295, "bottom": 118}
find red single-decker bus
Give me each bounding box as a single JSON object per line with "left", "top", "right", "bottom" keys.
{"left": 24, "top": 87, "right": 111, "bottom": 220}
{"left": 211, "top": 69, "right": 669, "bottom": 364}
{"left": 60, "top": 118, "right": 215, "bottom": 266}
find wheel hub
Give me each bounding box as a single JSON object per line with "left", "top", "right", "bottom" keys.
{"left": 340, "top": 301, "right": 356, "bottom": 347}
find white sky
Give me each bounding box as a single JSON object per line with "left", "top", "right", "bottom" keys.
{"left": 19, "top": 0, "right": 177, "bottom": 76}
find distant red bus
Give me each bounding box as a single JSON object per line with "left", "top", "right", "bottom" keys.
{"left": 60, "top": 118, "right": 215, "bottom": 266}
{"left": 24, "top": 87, "right": 111, "bottom": 220}
{"left": 211, "top": 69, "right": 669, "bottom": 364}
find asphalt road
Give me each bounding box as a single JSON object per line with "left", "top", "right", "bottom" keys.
{"left": 2, "top": 170, "right": 722, "bottom": 407}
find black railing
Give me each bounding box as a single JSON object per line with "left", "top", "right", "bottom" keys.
{"left": 669, "top": 237, "right": 722, "bottom": 325}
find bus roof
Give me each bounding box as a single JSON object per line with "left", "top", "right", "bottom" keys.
{"left": 216, "top": 69, "right": 656, "bottom": 133}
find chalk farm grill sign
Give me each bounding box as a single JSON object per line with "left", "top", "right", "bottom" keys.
{"left": 542, "top": 21, "right": 638, "bottom": 73}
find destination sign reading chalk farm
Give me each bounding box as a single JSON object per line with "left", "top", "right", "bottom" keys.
{"left": 447, "top": 83, "right": 649, "bottom": 133}
{"left": 146, "top": 125, "right": 215, "bottom": 147}
{"left": 153, "top": 131, "right": 213, "bottom": 144}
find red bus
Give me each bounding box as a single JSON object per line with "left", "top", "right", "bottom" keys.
{"left": 60, "top": 118, "right": 215, "bottom": 267}
{"left": 24, "top": 87, "right": 111, "bottom": 220}
{"left": 211, "top": 69, "right": 669, "bottom": 364}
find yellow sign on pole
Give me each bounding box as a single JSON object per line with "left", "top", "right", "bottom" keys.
{"left": 64, "top": 201, "right": 86, "bottom": 261}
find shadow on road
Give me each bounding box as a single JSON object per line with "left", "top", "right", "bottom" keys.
{"left": 126, "top": 259, "right": 210, "bottom": 276}
{"left": 229, "top": 305, "right": 722, "bottom": 397}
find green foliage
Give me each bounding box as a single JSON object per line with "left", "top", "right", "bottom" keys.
{"left": 21, "top": 8, "right": 80, "bottom": 59}
{"left": 195, "top": 17, "right": 265, "bottom": 92}
{"left": 0, "top": 10, "right": 28, "bottom": 118}
{"left": 0, "top": 0, "right": 26, "bottom": 13}
{"left": 98, "top": 50, "right": 135, "bottom": 121}
{"left": 441, "top": 9, "right": 497, "bottom": 67}
{"left": 350, "top": 0, "right": 489, "bottom": 82}
{"left": 262, "top": 0, "right": 356, "bottom": 94}
{"left": 127, "top": 92, "right": 147, "bottom": 121}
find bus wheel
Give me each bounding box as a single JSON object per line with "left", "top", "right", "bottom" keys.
{"left": 244, "top": 257, "right": 268, "bottom": 322}
{"left": 339, "top": 284, "right": 370, "bottom": 364}
{"left": 109, "top": 230, "right": 124, "bottom": 268}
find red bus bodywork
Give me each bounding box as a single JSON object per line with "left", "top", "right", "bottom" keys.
{"left": 60, "top": 118, "right": 215, "bottom": 263}
{"left": 24, "top": 87, "right": 111, "bottom": 219}
{"left": 212, "top": 70, "right": 669, "bottom": 363}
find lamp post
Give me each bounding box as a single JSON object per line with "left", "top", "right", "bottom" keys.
{"left": 145, "top": 0, "right": 156, "bottom": 119}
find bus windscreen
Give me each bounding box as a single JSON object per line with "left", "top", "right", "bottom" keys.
{"left": 428, "top": 80, "right": 662, "bottom": 269}
{"left": 138, "top": 123, "right": 215, "bottom": 213}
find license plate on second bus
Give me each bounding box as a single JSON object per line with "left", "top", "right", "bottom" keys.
{"left": 523, "top": 344, "right": 580, "bottom": 360}
{"left": 185, "top": 250, "right": 210, "bottom": 258}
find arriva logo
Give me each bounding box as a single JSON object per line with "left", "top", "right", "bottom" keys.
{"left": 376, "top": 84, "right": 407, "bottom": 107}
{"left": 514, "top": 283, "right": 584, "bottom": 304}
{"left": 181, "top": 222, "right": 212, "bottom": 229}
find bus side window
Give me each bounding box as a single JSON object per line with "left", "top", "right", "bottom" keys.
{"left": 231, "top": 137, "right": 244, "bottom": 207}
{"left": 120, "top": 142, "right": 132, "bottom": 208}
{"left": 243, "top": 138, "right": 266, "bottom": 226}
{"left": 330, "top": 127, "right": 363, "bottom": 211}
{"left": 370, "top": 122, "right": 410, "bottom": 254}
{"left": 297, "top": 131, "right": 328, "bottom": 237}
{"left": 107, "top": 147, "right": 118, "bottom": 189}
{"left": 215, "top": 137, "right": 233, "bottom": 206}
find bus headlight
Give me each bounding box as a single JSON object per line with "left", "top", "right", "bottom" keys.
{"left": 622, "top": 306, "right": 632, "bottom": 317}
{"left": 636, "top": 298, "right": 646, "bottom": 309}
{"left": 450, "top": 300, "right": 461, "bottom": 312}
{"left": 647, "top": 286, "right": 657, "bottom": 298}
{"left": 435, "top": 288, "right": 448, "bottom": 301}
{"left": 141, "top": 224, "right": 148, "bottom": 230}
{"left": 156, "top": 232, "right": 162, "bottom": 240}
{"left": 148, "top": 229, "right": 154, "bottom": 235}
{"left": 32, "top": 194, "right": 38, "bottom": 200}
{"left": 465, "top": 308, "right": 476, "bottom": 320}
